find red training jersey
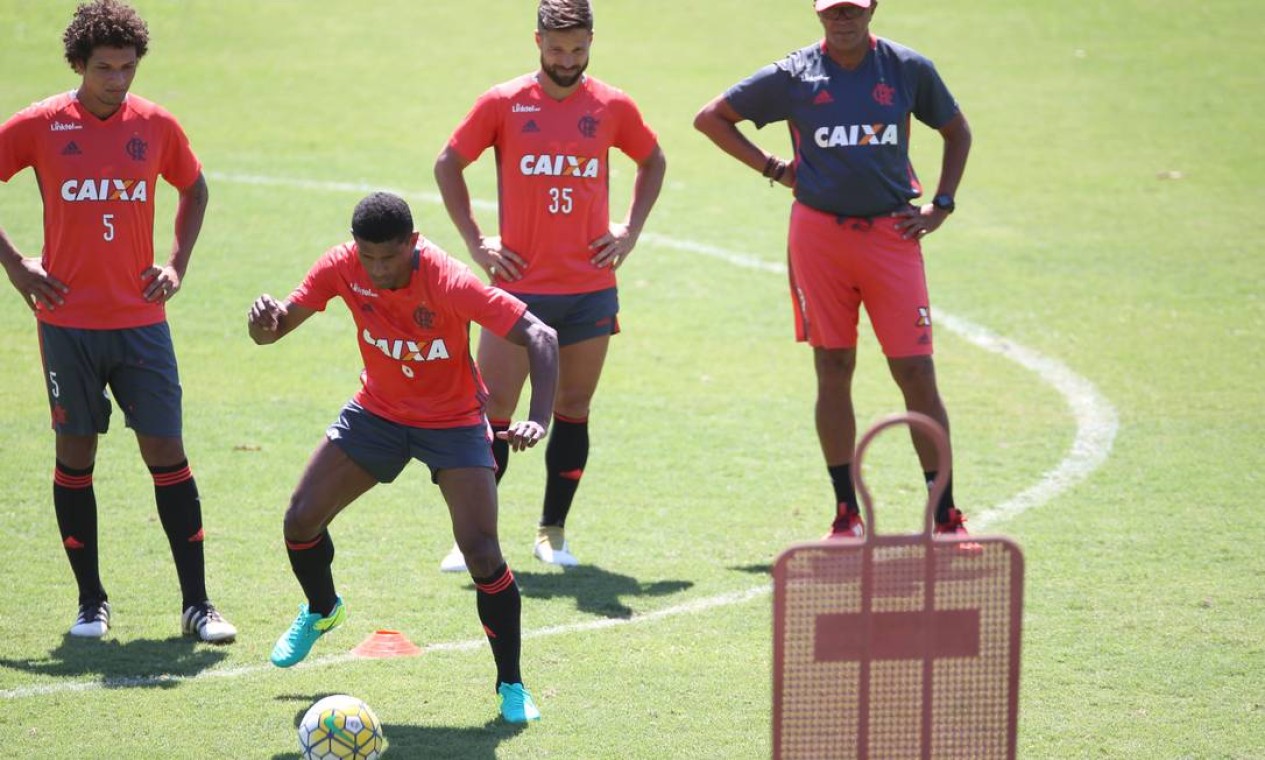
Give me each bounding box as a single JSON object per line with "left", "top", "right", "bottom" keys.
{"left": 0, "top": 92, "right": 202, "bottom": 329}
{"left": 448, "top": 73, "right": 658, "bottom": 295}
{"left": 289, "top": 239, "right": 527, "bottom": 428}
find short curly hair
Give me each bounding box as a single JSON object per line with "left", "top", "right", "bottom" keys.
{"left": 538, "top": 0, "right": 593, "bottom": 32}
{"left": 352, "top": 193, "right": 414, "bottom": 244}
{"left": 63, "top": 0, "right": 149, "bottom": 70}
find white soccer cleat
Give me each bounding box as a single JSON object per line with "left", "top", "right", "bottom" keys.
{"left": 182, "top": 601, "right": 237, "bottom": 643}
{"left": 533, "top": 525, "right": 579, "bottom": 567}
{"left": 70, "top": 599, "right": 110, "bottom": 638}
{"left": 439, "top": 542, "right": 468, "bottom": 573}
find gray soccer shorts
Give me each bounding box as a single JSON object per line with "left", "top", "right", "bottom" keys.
{"left": 512, "top": 287, "right": 619, "bottom": 346}
{"left": 37, "top": 321, "right": 183, "bottom": 437}
{"left": 325, "top": 399, "right": 494, "bottom": 483}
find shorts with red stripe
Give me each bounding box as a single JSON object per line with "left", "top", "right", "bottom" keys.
{"left": 510, "top": 287, "right": 619, "bottom": 347}
{"left": 787, "top": 201, "right": 934, "bottom": 357}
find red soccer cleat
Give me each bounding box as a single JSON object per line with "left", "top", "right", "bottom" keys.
{"left": 934, "top": 507, "right": 970, "bottom": 536}
{"left": 934, "top": 508, "right": 982, "bottom": 552}
{"left": 825, "top": 506, "right": 865, "bottom": 539}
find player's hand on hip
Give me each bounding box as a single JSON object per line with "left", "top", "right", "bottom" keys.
{"left": 474, "top": 236, "right": 526, "bottom": 282}
{"left": 6, "top": 257, "right": 68, "bottom": 312}
{"left": 496, "top": 420, "right": 547, "bottom": 452}
{"left": 894, "top": 204, "right": 946, "bottom": 241}
{"left": 141, "top": 264, "right": 181, "bottom": 302}
{"left": 590, "top": 222, "right": 638, "bottom": 270}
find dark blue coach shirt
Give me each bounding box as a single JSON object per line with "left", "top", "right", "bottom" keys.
{"left": 726, "top": 37, "right": 959, "bottom": 218}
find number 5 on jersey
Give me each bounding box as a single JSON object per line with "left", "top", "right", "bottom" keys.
{"left": 548, "top": 187, "right": 573, "bottom": 214}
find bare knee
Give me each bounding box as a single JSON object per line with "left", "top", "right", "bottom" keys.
{"left": 485, "top": 386, "right": 522, "bottom": 419}
{"left": 888, "top": 356, "right": 939, "bottom": 393}
{"left": 553, "top": 389, "right": 593, "bottom": 420}
{"left": 283, "top": 489, "right": 326, "bottom": 541}
{"left": 814, "top": 348, "right": 856, "bottom": 389}
{"left": 888, "top": 357, "right": 949, "bottom": 421}
{"left": 137, "top": 435, "right": 187, "bottom": 468}
{"left": 55, "top": 434, "right": 98, "bottom": 469}
{"left": 460, "top": 534, "right": 505, "bottom": 578}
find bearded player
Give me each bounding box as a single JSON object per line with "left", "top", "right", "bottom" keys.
{"left": 433, "top": 0, "right": 666, "bottom": 572}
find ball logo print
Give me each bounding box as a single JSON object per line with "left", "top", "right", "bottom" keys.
{"left": 298, "top": 695, "right": 387, "bottom": 760}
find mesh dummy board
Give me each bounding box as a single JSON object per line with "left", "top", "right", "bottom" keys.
{"left": 772, "top": 413, "right": 1023, "bottom": 759}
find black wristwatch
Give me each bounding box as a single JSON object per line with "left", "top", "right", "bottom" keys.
{"left": 932, "top": 194, "right": 955, "bottom": 214}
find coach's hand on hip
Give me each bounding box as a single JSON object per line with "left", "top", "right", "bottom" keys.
{"left": 895, "top": 204, "right": 950, "bottom": 241}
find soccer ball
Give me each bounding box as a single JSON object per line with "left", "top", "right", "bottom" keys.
{"left": 298, "top": 694, "right": 387, "bottom": 760}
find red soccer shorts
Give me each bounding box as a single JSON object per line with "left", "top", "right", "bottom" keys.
{"left": 787, "top": 202, "right": 934, "bottom": 357}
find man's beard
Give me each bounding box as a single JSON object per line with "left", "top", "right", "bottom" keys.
{"left": 540, "top": 56, "right": 588, "bottom": 88}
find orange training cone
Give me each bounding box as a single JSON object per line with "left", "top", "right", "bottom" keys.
{"left": 351, "top": 629, "right": 423, "bottom": 659}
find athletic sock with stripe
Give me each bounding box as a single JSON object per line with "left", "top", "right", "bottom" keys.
{"left": 151, "top": 460, "right": 208, "bottom": 609}
{"left": 541, "top": 414, "right": 588, "bottom": 527}
{"left": 54, "top": 461, "right": 106, "bottom": 604}
{"left": 474, "top": 562, "right": 522, "bottom": 687}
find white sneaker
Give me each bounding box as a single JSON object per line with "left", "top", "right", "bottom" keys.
{"left": 70, "top": 600, "right": 110, "bottom": 638}
{"left": 533, "top": 525, "right": 579, "bottom": 566}
{"left": 439, "top": 542, "right": 468, "bottom": 573}
{"left": 182, "top": 602, "right": 237, "bottom": 643}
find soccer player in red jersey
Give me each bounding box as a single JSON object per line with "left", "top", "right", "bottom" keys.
{"left": 249, "top": 193, "right": 559, "bottom": 724}
{"left": 694, "top": 0, "right": 974, "bottom": 539}
{"left": 0, "top": 0, "right": 235, "bottom": 642}
{"left": 434, "top": 0, "right": 666, "bottom": 570}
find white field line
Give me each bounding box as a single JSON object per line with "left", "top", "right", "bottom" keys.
{"left": 934, "top": 312, "right": 1119, "bottom": 530}
{"left": 0, "top": 172, "right": 1116, "bottom": 700}
{"left": 0, "top": 588, "right": 771, "bottom": 700}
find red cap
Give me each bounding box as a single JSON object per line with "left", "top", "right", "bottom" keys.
{"left": 815, "top": 0, "right": 872, "bottom": 10}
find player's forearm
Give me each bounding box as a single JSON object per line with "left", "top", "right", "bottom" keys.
{"left": 433, "top": 152, "right": 484, "bottom": 254}
{"left": 0, "top": 226, "right": 25, "bottom": 274}
{"left": 522, "top": 323, "right": 559, "bottom": 428}
{"left": 624, "top": 146, "right": 666, "bottom": 238}
{"left": 249, "top": 297, "right": 312, "bottom": 345}
{"left": 935, "top": 113, "right": 972, "bottom": 199}
{"left": 694, "top": 98, "right": 773, "bottom": 175}
{"left": 170, "top": 173, "right": 209, "bottom": 278}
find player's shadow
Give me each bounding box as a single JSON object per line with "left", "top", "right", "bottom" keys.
{"left": 510, "top": 565, "right": 693, "bottom": 619}
{"left": 0, "top": 634, "right": 229, "bottom": 688}
{"left": 731, "top": 563, "right": 773, "bottom": 576}
{"left": 272, "top": 694, "right": 525, "bottom": 759}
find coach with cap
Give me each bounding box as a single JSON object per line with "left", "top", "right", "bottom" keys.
{"left": 693, "top": 0, "right": 975, "bottom": 539}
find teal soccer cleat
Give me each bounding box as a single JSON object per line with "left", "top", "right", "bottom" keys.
{"left": 270, "top": 596, "right": 346, "bottom": 668}
{"left": 498, "top": 682, "right": 542, "bottom": 723}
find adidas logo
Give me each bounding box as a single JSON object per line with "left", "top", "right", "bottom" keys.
{"left": 813, "top": 90, "right": 834, "bottom": 106}
{"left": 61, "top": 141, "right": 82, "bottom": 156}
{"left": 522, "top": 120, "right": 540, "bottom": 133}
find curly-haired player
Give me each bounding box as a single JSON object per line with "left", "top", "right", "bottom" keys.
{"left": 0, "top": 0, "right": 235, "bottom": 642}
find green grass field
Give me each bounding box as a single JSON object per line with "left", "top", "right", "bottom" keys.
{"left": 1, "top": 1, "right": 1262, "bottom": 757}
